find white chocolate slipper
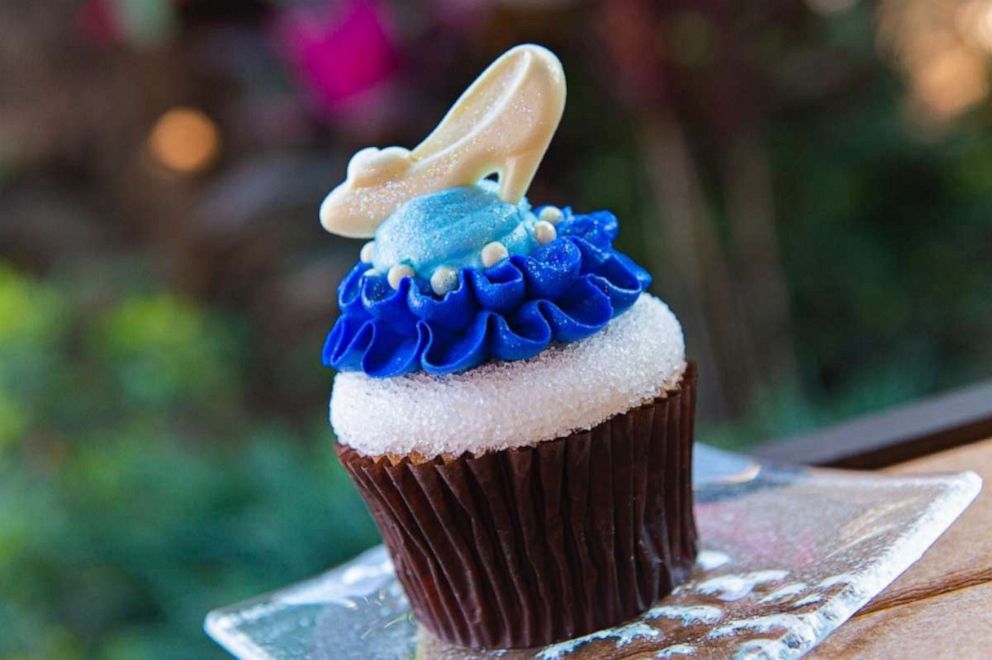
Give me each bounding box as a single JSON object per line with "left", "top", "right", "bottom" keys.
{"left": 320, "top": 44, "right": 566, "bottom": 238}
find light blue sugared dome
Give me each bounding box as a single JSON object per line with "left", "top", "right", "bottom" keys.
{"left": 371, "top": 180, "right": 539, "bottom": 279}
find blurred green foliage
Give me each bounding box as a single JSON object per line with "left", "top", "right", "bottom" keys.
{"left": 0, "top": 265, "right": 378, "bottom": 659}
{"left": 702, "top": 80, "right": 992, "bottom": 448}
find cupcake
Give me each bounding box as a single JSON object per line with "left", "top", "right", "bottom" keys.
{"left": 320, "top": 45, "right": 697, "bottom": 649}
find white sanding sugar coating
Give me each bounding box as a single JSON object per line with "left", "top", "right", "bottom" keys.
{"left": 330, "top": 294, "right": 686, "bottom": 458}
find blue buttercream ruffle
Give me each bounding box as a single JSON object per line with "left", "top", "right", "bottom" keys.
{"left": 322, "top": 209, "right": 651, "bottom": 377}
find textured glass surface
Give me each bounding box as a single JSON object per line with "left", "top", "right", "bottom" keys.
{"left": 205, "top": 446, "right": 980, "bottom": 659}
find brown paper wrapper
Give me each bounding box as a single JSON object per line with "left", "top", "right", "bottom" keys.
{"left": 336, "top": 363, "right": 698, "bottom": 650}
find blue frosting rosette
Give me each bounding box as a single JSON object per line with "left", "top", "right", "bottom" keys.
{"left": 323, "top": 209, "right": 651, "bottom": 378}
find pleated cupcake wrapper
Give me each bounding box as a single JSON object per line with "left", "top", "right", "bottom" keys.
{"left": 336, "top": 363, "right": 698, "bottom": 650}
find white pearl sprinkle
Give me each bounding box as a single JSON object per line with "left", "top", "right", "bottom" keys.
{"left": 430, "top": 266, "right": 458, "bottom": 296}
{"left": 359, "top": 241, "right": 375, "bottom": 264}
{"left": 539, "top": 206, "right": 563, "bottom": 224}
{"left": 363, "top": 268, "right": 380, "bottom": 278}
{"left": 387, "top": 264, "right": 414, "bottom": 289}
{"left": 534, "top": 220, "right": 557, "bottom": 245}
{"left": 481, "top": 241, "right": 509, "bottom": 268}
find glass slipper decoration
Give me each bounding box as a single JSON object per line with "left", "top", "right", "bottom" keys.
{"left": 320, "top": 44, "right": 567, "bottom": 238}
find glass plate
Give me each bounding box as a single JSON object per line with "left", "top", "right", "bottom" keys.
{"left": 205, "top": 446, "right": 980, "bottom": 659}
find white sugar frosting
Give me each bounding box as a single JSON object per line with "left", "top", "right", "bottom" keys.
{"left": 330, "top": 294, "right": 686, "bottom": 458}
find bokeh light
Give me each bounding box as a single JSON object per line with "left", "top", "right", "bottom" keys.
{"left": 913, "top": 46, "right": 989, "bottom": 120}
{"left": 957, "top": 0, "right": 992, "bottom": 52}
{"left": 878, "top": 0, "right": 992, "bottom": 123}
{"left": 147, "top": 107, "right": 220, "bottom": 173}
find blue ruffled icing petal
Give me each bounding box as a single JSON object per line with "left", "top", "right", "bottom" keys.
{"left": 587, "top": 274, "right": 641, "bottom": 315}
{"left": 516, "top": 239, "right": 582, "bottom": 300}
{"left": 407, "top": 270, "right": 476, "bottom": 330}
{"left": 541, "top": 277, "right": 613, "bottom": 341}
{"left": 611, "top": 251, "right": 653, "bottom": 289}
{"left": 324, "top": 316, "right": 375, "bottom": 371}
{"left": 569, "top": 236, "right": 612, "bottom": 275}
{"left": 468, "top": 261, "right": 526, "bottom": 313}
{"left": 421, "top": 314, "right": 489, "bottom": 375}
{"left": 322, "top": 315, "right": 353, "bottom": 367}
{"left": 491, "top": 304, "right": 552, "bottom": 361}
{"left": 360, "top": 320, "right": 426, "bottom": 377}
{"left": 358, "top": 271, "right": 392, "bottom": 305}
{"left": 589, "top": 254, "right": 647, "bottom": 312}
{"left": 361, "top": 274, "right": 419, "bottom": 335}
{"left": 337, "top": 262, "right": 369, "bottom": 315}
{"left": 560, "top": 209, "right": 617, "bottom": 247}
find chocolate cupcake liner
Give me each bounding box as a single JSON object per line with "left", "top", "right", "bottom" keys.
{"left": 336, "top": 363, "right": 698, "bottom": 650}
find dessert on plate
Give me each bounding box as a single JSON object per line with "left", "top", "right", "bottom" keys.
{"left": 319, "top": 44, "right": 697, "bottom": 650}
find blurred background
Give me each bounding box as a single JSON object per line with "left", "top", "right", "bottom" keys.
{"left": 2, "top": 0, "right": 992, "bottom": 656}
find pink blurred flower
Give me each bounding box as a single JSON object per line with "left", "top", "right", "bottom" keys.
{"left": 77, "top": 0, "right": 122, "bottom": 46}
{"left": 275, "top": 0, "right": 399, "bottom": 121}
